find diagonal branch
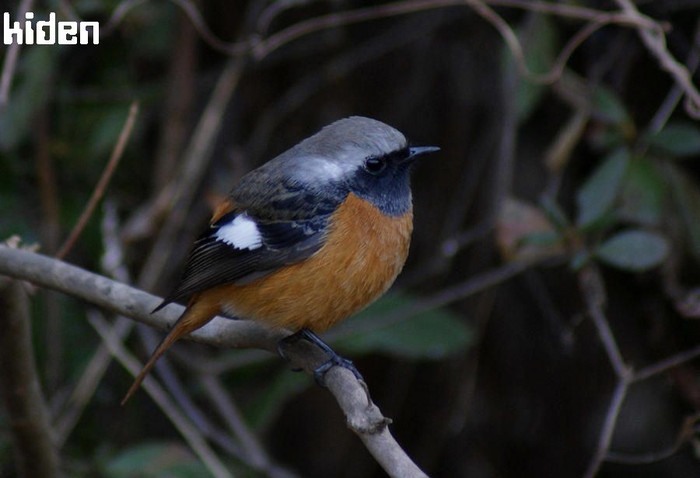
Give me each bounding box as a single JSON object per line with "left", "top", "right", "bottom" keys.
{"left": 0, "top": 246, "right": 427, "bottom": 478}
{"left": 56, "top": 101, "right": 139, "bottom": 259}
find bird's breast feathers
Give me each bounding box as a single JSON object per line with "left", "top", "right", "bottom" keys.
{"left": 211, "top": 193, "right": 413, "bottom": 331}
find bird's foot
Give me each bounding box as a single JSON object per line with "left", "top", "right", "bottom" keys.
{"left": 277, "top": 328, "right": 364, "bottom": 386}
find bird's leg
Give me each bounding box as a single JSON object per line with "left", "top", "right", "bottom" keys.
{"left": 277, "top": 328, "right": 364, "bottom": 386}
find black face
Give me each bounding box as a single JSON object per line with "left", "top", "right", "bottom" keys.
{"left": 348, "top": 146, "right": 414, "bottom": 217}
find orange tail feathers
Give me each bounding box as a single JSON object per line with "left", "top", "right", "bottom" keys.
{"left": 121, "top": 301, "right": 218, "bottom": 405}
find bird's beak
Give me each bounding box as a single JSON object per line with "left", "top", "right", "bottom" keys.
{"left": 408, "top": 146, "right": 440, "bottom": 159}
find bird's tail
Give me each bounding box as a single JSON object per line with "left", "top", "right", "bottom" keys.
{"left": 121, "top": 302, "right": 216, "bottom": 405}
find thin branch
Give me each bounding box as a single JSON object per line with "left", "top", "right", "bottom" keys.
{"left": 0, "top": 247, "right": 427, "bottom": 477}
{"left": 200, "top": 375, "right": 299, "bottom": 478}
{"left": 87, "top": 0, "right": 666, "bottom": 65}
{"left": 579, "top": 265, "right": 630, "bottom": 380}
{"left": 54, "top": 317, "right": 133, "bottom": 446}
{"left": 584, "top": 380, "right": 629, "bottom": 478}
{"left": 256, "top": 0, "right": 313, "bottom": 35}
{"left": 169, "top": 0, "right": 252, "bottom": 55}
{"left": 250, "top": 0, "right": 456, "bottom": 59}
{"left": 645, "top": 19, "right": 700, "bottom": 136}
{"left": 88, "top": 312, "right": 232, "bottom": 478}
{"left": 101, "top": 0, "right": 147, "bottom": 36}
{"left": 633, "top": 343, "right": 700, "bottom": 383}
{"left": 578, "top": 265, "right": 631, "bottom": 477}
{"left": 55, "top": 201, "right": 135, "bottom": 445}
{"left": 55, "top": 101, "right": 138, "bottom": 259}
{"left": 0, "top": 276, "right": 59, "bottom": 477}
{"left": 614, "top": 0, "right": 700, "bottom": 118}
{"left": 0, "top": 246, "right": 279, "bottom": 351}
{"left": 251, "top": 0, "right": 664, "bottom": 61}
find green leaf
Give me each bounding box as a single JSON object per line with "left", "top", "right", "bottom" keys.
{"left": 576, "top": 148, "right": 629, "bottom": 227}
{"left": 648, "top": 122, "right": 700, "bottom": 158}
{"left": 336, "top": 294, "right": 473, "bottom": 360}
{"left": 518, "top": 231, "right": 562, "bottom": 247}
{"left": 539, "top": 195, "right": 570, "bottom": 231}
{"left": 618, "top": 157, "right": 666, "bottom": 226}
{"left": 569, "top": 250, "right": 591, "bottom": 271}
{"left": 595, "top": 230, "right": 669, "bottom": 272}
{"left": 592, "top": 85, "right": 629, "bottom": 125}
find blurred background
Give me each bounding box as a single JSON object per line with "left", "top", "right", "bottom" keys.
{"left": 2, "top": 0, "right": 700, "bottom": 476}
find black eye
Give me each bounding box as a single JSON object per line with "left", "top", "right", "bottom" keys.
{"left": 364, "top": 156, "right": 386, "bottom": 174}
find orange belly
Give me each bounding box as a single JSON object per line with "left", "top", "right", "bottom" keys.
{"left": 201, "top": 193, "right": 413, "bottom": 331}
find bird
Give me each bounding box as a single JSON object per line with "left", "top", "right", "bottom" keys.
{"left": 121, "top": 116, "right": 439, "bottom": 405}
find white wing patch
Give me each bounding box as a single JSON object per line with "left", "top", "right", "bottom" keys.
{"left": 215, "top": 213, "right": 263, "bottom": 250}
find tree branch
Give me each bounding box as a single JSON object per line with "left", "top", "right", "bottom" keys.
{"left": 0, "top": 276, "right": 59, "bottom": 477}
{"left": 56, "top": 101, "right": 139, "bottom": 260}
{"left": 0, "top": 246, "right": 427, "bottom": 477}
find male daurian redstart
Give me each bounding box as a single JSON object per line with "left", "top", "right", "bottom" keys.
{"left": 122, "top": 116, "right": 439, "bottom": 404}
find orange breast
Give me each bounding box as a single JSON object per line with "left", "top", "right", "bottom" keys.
{"left": 203, "top": 193, "right": 413, "bottom": 332}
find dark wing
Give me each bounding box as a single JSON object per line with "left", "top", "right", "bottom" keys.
{"left": 156, "top": 209, "right": 329, "bottom": 309}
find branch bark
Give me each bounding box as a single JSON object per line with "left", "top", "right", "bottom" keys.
{"left": 0, "top": 246, "right": 428, "bottom": 478}
{"left": 0, "top": 277, "right": 60, "bottom": 477}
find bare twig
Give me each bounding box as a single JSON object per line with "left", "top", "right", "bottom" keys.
{"left": 0, "top": 246, "right": 280, "bottom": 351}
{"left": 584, "top": 380, "right": 629, "bottom": 478}
{"left": 60, "top": 0, "right": 691, "bottom": 118}
{"left": 469, "top": 0, "right": 654, "bottom": 86}
{"left": 54, "top": 202, "right": 136, "bottom": 445}
{"left": 488, "top": 0, "right": 660, "bottom": 26}
{"left": 645, "top": 19, "right": 700, "bottom": 136}
{"left": 633, "top": 343, "right": 700, "bottom": 383}
{"left": 88, "top": 312, "right": 232, "bottom": 478}
{"left": 200, "top": 375, "right": 298, "bottom": 478}
{"left": 169, "top": 0, "right": 248, "bottom": 54}
{"left": 56, "top": 101, "right": 139, "bottom": 260}
{"left": 250, "top": 0, "right": 454, "bottom": 59}
{"left": 614, "top": 0, "right": 700, "bottom": 118}
{"left": 101, "top": 0, "right": 146, "bottom": 36}
{"left": 256, "top": 0, "right": 313, "bottom": 35}
{"left": 54, "top": 316, "right": 134, "bottom": 446}
{"left": 578, "top": 265, "right": 632, "bottom": 478}
{"left": 87, "top": 0, "right": 666, "bottom": 65}
{"left": 0, "top": 276, "right": 59, "bottom": 478}
{"left": 0, "top": 247, "right": 427, "bottom": 477}
{"left": 579, "top": 266, "right": 631, "bottom": 380}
